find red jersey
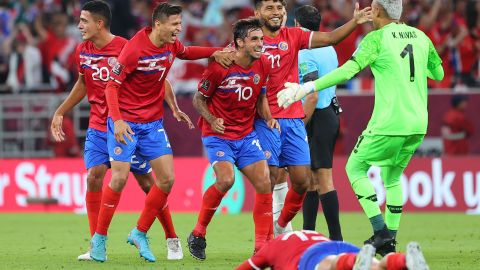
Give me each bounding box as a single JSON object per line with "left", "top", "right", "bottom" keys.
{"left": 77, "top": 36, "right": 127, "bottom": 132}
{"left": 109, "top": 27, "right": 187, "bottom": 123}
{"left": 198, "top": 56, "right": 270, "bottom": 140}
{"left": 442, "top": 108, "right": 474, "bottom": 155}
{"left": 262, "top": 27, "right": 312, "bottom": 119}
{"left": 239, "top": 231, "right": 330, "bottom": 270}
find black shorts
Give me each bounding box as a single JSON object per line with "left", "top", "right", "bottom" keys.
{"left": 306, "top": 104, "right": 339, "bottom": 169}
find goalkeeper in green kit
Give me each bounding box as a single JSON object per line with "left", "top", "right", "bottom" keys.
{"left": 277, "top": 0, "right": 444, "bottom": 257}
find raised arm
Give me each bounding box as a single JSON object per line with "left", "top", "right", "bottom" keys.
{"left": 310, "top": 3, "right": 371, "bottom": 48}
{"left": 50, "top": 75, "right": 86, "bottom": 142}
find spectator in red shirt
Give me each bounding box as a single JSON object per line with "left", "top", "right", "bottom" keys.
{"left": 442, "top": 95, "right": 475, "bottom": 155}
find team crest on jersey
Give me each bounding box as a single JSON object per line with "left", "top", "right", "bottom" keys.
{"left": 264, "top": 150, "right": 272, "bottom": 159}
{"left": 216, "top": 151, "right": 225, "bottom": 157}
{"left": 114, "top": 147, "right": 122, "bottom": 155}
{"left": 253, "top": 74, "right": 260, "bottom": 84}
{"left": 200, "top": 79, "right": 210, "bottom": 91}
{"left": 108, "top": 57, "right": 117, "bottom": 67}
{"left": 112, "top": 63, "right": 124, "bottom": 76}
{"left": 169, "top": 54, "right": 173, "bottom": 63}
{"left": 279, "top": 42, "right": 288, "bottom": 51}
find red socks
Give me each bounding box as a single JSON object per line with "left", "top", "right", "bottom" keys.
{"left": 278, "top": 189, "right": 305, "bottom": 228}
{"left": 193, "top": 185, "right": 226, "bottom": 237}
{"left": 86, "top": 191, "right": 102, "bottom": 236}
{"left": 387, "top": 253, "right": 407, "bottom": 270}
{"left": 253, "top": 193, "right": 273, "bottom": 251}
{"left": 336, "top": 253, "right": 357, "bottom": 270}
{"left": 95, "top": 186, "right": 121, "bottom": 235}
{"left": 137, "top": 184, "right": 169, "bottom": 233}
{"left": 156, "top": 204, "right": 177, "bottom": 239}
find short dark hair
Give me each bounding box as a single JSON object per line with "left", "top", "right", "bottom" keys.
{"left": 82, "top": 0, "right": 111, "bottom": 28}
{"left": 294, "top": 5, "right": 321, "bottom": 31}
{"left": 152, "top": 2, "right": 182, "bottom": 24}
{"left": 233, "top": 17, "right": 263, "bottom": 48}
{"left": 253, "top": 0, "right": 287, "bottom": 9}
{"left": 451, "top": 94, "right": 468, "bottom": 108}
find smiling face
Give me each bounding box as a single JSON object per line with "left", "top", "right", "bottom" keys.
{"left": 255, "top": 0, "right": 285, "bottom": 32}
{"left": 238, "top": 29, "right": 264, "bottom": 60}
{"left": 154, "top": 14, "right": 182, "bottom": 44}
{"left": 78, "top": 10, "right": 101, "bottom": 41}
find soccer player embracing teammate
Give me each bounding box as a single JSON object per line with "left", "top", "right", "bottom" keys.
{"left": 88, "top": 2, "right": 233, "bottom": 263}
{"left": 50, "top": 0, "right": 191, "bottom": 261}
{"left": 187, "top": 17, "right": 278, "bottom": 260}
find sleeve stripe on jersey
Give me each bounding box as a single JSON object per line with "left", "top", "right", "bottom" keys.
{"left": 110, "top": 77, "right": 122, "bottom": 85}
{"left": 308, "top": 32, "right": 314, "bottom": 49}
{"left": 248, "top": 259, "right": 261, "bottom": 270}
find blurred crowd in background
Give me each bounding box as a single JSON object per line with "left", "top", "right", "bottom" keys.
{"left": 0, "top": 0, "right": 479, "bottom": 94}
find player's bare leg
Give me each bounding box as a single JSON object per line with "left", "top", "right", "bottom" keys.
{"left": 274, "top": 165, "right": 310, "bottom": 236}
{"left": 241, "top": 160, "right": 273, "bottom": 251}
{"left": 78, "top": 164, "right": 108, "bottom": 261}
{"left": 189, "top": 161, "right": 234, "bottom": 260}
{"left": 128, "top": 155, "right": 175, "bottom": 262}
{"left": 90, "top": 161, "right": 130, "bottom": 262}
{"left": 134, "top": 172, "right": 183, "bottom": 260}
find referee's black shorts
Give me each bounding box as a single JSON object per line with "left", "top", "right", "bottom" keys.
{"left": 306, "top": 103, "right": 340, "bottom": 170}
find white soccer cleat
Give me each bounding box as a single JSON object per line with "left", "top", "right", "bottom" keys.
{"left": 77, "top": 251, "right": 93, "bottom": 261}
{"left": 167, "top": 237, "right": 184, "bottom": 260}
{"left": 274, "top": 221, "right": 287, "bottom": 237}
{"left": 353, "top": 244, "right": 375, "bottom": 270}
{"left": 406, "top": 242, "right": 429, "bottom": 270}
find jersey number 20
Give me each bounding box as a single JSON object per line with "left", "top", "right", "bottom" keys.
{"left": 400, "top": 44, "right": 415, "bottom": 82}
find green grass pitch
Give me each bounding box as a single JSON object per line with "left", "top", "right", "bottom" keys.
{"left": 0, "top": 212, "right": 478, "bottom": 269}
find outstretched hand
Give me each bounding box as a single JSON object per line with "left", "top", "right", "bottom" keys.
{"left": 353, "top": 2, "right": 373, "bottom": 25}
{"left": 277, "top": 82, "right": 316, "bottom": 109}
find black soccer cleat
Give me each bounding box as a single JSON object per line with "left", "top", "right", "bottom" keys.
{"left": 187, "top": 232, "right": 207, "bottom": 261}
{"left": 364, "top": 229, "right": 396, "bottom": 257}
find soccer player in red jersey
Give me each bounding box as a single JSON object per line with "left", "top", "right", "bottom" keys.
{"left": 89, "top": 2, "right": 232, "bottom": 263}
{"left": 236, "top": 230, "right": 430, "bottom": 270}
{"left": 50, "top": 0, "right": 190, "bottom": 261}
{"left": 187, "top": 17, "right": 278, "bottom": 261}
{"left": 251, "top": 0, "right": 372, "bottom": 235}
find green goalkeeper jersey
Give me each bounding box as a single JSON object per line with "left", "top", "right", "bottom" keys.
{"left": 351, "top": 22, "right": 442, "bottom": 135}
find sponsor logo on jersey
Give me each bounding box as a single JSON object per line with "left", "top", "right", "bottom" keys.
{"left": 114, "top": 147, "right": 122, "bottom": 155}
{"left": 216, "top": 151, "right": 225, "bottom": 157}
{"left": 279, "top": 42, "right": 288, "bottom": 51}
{"left": 253, "top": 74, "right": 260, "bottom": 84}
{"left": 112, "top": 63, "right": 124, "bottom": 76}
{"left": 108, "top": 57, "right": 117, "bottom": 67}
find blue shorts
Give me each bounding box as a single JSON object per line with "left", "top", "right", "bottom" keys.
{"left": 254, "top": 118, "right": 310, "bottom": 167}
{"left": 202, "top": 131, "right": 266, "bottom": 170}
{"left": 298, "top": 241, "right": 360, "bottom": 270}
{"left": 107, "top": 118, "right": 172, "bottom": 163}
{"left": 84, "top": 128, "right": 151, "bottom": 174}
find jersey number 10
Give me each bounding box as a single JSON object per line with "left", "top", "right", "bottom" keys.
{"left": 400, "top": 44, "right": 415, "bottom": 82}
{"left": 235, "top": 86, "right": 253, "bottom": 101}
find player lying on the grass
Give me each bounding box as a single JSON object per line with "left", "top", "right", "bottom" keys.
{"left": 236, "top": 230, "right": 429, "bottom": 270}
{"left": 187, "top": 17, "right": 279, "bottom": 261}
{"left": 89, "top": 2, "right": 233, "bottom": 263}
{"left": 50, "top": 0, "right": 191, "bottom": 261}
{"left": 277, "top": 0, "right": 443, "bottom": 256}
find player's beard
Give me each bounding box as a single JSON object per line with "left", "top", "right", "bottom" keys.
{"left": 262, "top": 18, "right": 282, "bottom": 32}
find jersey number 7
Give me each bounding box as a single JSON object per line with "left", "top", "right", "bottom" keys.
{"left": 400, "top": 44, "right": 415, "bottom": 82}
